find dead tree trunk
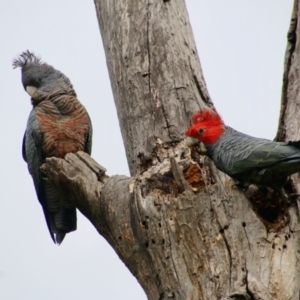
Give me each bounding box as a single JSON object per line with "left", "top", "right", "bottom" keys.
{"left": 42, "top": 0, "right": 300, "bottom": 299}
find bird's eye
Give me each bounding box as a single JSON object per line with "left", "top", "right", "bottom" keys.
{"left": 198, "top": 128, "right": 205, "bottom": 135}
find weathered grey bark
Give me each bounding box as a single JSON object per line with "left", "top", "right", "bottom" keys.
{"left": 94, "top": 0, "right": 213, "bottom": 176}
{"left": 42, "top": 1, "right": 300, "bottom": 299}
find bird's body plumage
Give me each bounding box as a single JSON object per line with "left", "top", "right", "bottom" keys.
{"left": 14, "top": 50, "right": 92, "bottom": 244}
{"left": 205, "top": 126, "right": 300, "bottom": 190}
{"left": 186, "top": 109, "right": 300, "bottom": 197}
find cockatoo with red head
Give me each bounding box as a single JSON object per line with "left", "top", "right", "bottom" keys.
{"left": 186, "top": 108, "right": 300, "bottom": 201}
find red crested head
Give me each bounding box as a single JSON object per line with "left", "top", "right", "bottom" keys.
{"left": 186, "top": 109, "right": 225, "bottom": 144}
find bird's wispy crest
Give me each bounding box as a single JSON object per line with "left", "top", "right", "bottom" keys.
{"left": 12, "top": 50, "right": 42, "bottom": 69}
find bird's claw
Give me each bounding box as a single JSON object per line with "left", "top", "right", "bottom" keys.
{"left": 231, "top": 181, "right": 248, "bottom": 191}
{"left": 288, "top": 193, "right": 300, "bottom": 201}
{"left": 279, "top": 191, "right": 300, "bottom": 205}
{"left": 231, "top": 183, "right": 239, "bottom": 189}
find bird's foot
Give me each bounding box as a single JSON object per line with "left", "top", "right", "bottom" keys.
{"left": 288, "top": 193, "right": 300, "bottom": 202}
{"left": 231, "top": 181, "right": 248, "bottom": 191}
{"left": 231, "top": 183, "right": 239, "bottom": 189}
{"left": 279, "top": 188, "right": 300, "bottom": 205}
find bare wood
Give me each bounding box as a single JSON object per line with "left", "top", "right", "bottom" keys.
{"left": 276, "top": 0, "right": 299, "bottom": 142}
{"left": 94, "top": 0, "right": 213, "bottom": 175}
{"left": 275, "top": 0, "right": 300, "bottom": 202}
{"left": 42, "top": 0, "right": 300, "bottom": 299}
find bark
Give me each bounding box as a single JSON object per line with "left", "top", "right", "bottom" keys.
{"left": 42, "top": 1, "right": 300, "bottom": 299}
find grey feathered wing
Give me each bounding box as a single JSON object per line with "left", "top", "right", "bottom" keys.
{"left": 23, "top": 109, "right": 56, "bottom": 243}
{"left": 84, "top": 113, "right": 93, "bottom": 155}
{"left": 214, "top": 127, "right": 300, "bottom": 182}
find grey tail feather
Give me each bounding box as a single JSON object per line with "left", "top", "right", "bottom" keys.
{"left": 55, "top": 232, "right": 66, "bottom": 245}
{"left": 41, "top": 204, "right": 56, "bottom": 244}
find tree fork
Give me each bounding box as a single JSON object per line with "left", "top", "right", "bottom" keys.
{"left": 43, "top": 0, "right": 300, "bottom": 299}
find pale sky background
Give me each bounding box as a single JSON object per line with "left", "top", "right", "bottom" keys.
{"left": 0, "top": 1, "right": 293, "bottom": 299}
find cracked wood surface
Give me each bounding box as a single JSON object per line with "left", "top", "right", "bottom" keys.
{"left": 94, "top": 0, "right": 212, "bottom": 175}
{"left": 42, "top": 0, "right": 300, "bottom": 299}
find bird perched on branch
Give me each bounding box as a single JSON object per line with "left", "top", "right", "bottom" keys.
{"left": 13, "top": 50, "right": 92, "bottom": 244}
{"left": 186, "top": 109, "right": 300, "bottom": 201}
